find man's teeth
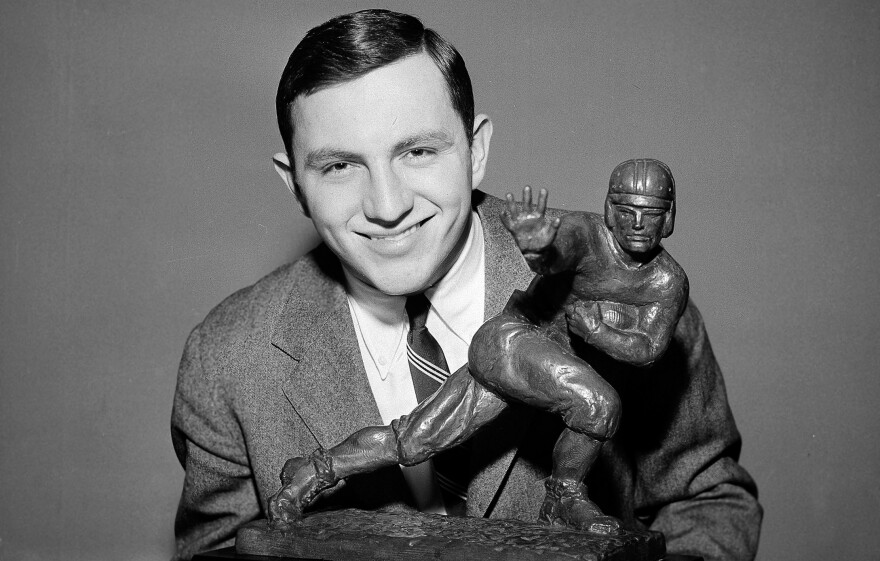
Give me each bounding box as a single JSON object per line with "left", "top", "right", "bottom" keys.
{"left": 372, "top": 222, "right": 420, "bottom": 241}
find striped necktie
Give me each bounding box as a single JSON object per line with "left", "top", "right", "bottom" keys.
{"left": 405, "top": 294, "right": 468, "bottom": 515}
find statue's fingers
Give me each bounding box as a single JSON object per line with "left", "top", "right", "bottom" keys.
{"left": 523, "top": 185, "right": 533, "bottom": 209}
{"left": 505, "top": 192, "right": 518, "bottom": 216}
{"left": 500, "top": 198, "right": 515, "bottom": 229}
{"left": 500, "top": 211, "right": 514, "bottom": 230}
{"left": 540, "top": 217, "right": 561, "bottom": 245}
{"left": 536, "top": 188, "right": 548, "bottom": 215}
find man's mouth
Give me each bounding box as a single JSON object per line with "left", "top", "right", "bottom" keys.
{"left": 360, "top": 217, "right": 431, "bottom": 242}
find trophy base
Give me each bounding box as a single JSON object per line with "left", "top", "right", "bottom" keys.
{"left": 236, "top": 508, "right": 664, "bottom": 561}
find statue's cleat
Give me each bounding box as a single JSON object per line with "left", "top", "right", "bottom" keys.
{"left": 585, "top": 515, "right": 622, "bottom": 536}
{"left": 267, "top": 488, "right": 306, "bottom": 530}
{"left": 267, "top": 456, "right": 315, "bottom": 528}
{"left": 267, "top": 447, "right": 341, "bottom": 530}
{"left": 538, "top": 478, "right": 622, "bottom": 535}
{"left": 280, "top": 456, "right": 314, "bottom": 486}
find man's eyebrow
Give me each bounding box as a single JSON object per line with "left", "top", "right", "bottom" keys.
{"left": 303, "top": 148, "right": 361, "bottom": 169}
{"left": 392, "top": 130, "right": 455, "bottom": 152}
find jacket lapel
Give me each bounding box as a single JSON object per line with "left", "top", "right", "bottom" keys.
{"left": 478, "top": 191, "right": 534, "bottom": 318}
{"left": 271, "top": 249, "right": 383, "bottom": 449}
{"left": 468, "top": 192, "right": 538, "bottom": 516}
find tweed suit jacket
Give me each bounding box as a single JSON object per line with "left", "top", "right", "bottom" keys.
{"left": 172, "top": 191, "right": 761, "bottom": 560}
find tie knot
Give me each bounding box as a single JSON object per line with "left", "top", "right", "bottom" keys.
{"left": 405, "top": 293, "right": 432, "bottom": 331}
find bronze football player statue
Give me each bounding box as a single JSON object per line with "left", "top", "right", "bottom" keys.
{"left": 267, "top": 159, "right": 688, "bottom": 536}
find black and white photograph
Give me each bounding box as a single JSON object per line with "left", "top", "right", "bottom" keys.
{"left": 1, "top": 2, "right": 877, "bottom": 560}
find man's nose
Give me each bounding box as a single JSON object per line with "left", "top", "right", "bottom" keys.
{"left": 362, "top": 165, "right": 414, "bottom": 224}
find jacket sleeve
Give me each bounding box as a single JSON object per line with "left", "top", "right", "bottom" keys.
{"left": 627, "top": 301, "right": 763, "bottom": 561}
{"left": 170, "top": 325, "right": 261, "bottom": 560}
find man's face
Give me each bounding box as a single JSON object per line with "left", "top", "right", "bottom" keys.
{"left": 283, "top": 53, "right": 490, "bottom": 295}
{"left": 608, "top": 203, "right": 668, "bottom": 256}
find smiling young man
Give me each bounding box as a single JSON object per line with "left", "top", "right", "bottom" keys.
{"left": 276, "top": 52, "right": 486, "bottom": 297}
{"left": 171, "top": 9, "right": 761, "bottom": 561}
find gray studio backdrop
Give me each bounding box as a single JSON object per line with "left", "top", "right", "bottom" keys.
{"left": 1, "top": 1, "right": 878, "bottom": 560}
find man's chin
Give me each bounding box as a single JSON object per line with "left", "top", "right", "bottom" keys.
{"left": 363, "top": 272, "right": 435, "bottom": 297}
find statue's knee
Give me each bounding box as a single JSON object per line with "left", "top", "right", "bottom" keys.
{"left": 469, "top": 315, "right": 529, "bottom": 380}
{"left": 470, "top": 316, "right": 506, "bottom": 355}
{"left": 589, "top": 386, "right": 621, "bottom": 440}
{"left": 566, "top": 385, "right": 621, "bottom": 441}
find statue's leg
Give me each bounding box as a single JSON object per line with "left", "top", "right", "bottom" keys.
{"left": 538, "top": 429, "right": 621, "bottom": 534}
{"left": 394, "top": 364, "right": 507, "bottom": 464}
{"left": 267, "top": 424, "right": 400, "bottom": 529}
{"left": 268, "top": 365, "right": 505, "bottom": 528}
{"left": 469, "top": 313, "right": 622, "bottom": 534}
{"left": 535, "top": 357, "right": 622, "bottom": 535}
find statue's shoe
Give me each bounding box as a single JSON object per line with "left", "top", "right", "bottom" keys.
{"left": 268, "top": 448, "right": 340, "bottom": 530}
{"left": 538, "top": 478, "right": 622, "bottom": 535}
{"left": 267, "top": 456, "right": 316, "bottom": 529}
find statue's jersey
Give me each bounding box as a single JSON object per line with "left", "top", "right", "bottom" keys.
{"left": 524, "top": 212, "right": 687, "bottom": 338}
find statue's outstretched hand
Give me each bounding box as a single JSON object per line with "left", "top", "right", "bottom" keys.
{"left": 500, "top": 186, "right": 561, "bottom": 255}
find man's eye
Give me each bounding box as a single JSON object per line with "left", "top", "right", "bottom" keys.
{"left": 406, "top": 148, "right": 434, "bottom": 159}
{"left": 323, "top": 162, "right": 351, "bottom": 175}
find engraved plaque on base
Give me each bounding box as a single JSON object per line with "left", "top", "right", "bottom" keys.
{"left": 236, "top": 508, "right": 665, "bottom": 561}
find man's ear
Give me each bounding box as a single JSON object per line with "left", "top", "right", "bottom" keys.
{"left": 470, "top": 114, "right": 493, "bottom": 189}
{"left": 272, "top": 152, "right": 310, "bottom": 217}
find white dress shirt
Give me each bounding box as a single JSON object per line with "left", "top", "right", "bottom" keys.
{"left": 343, "top": 212, "right": 486, "bottom": 513}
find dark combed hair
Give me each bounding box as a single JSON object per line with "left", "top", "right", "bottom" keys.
{"left": 276, "top": 9, "right": 475, "bottom": 155}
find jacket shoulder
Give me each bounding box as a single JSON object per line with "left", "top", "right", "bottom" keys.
{"left": 193, "top": 245, "right": 343, "bottom": 357}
